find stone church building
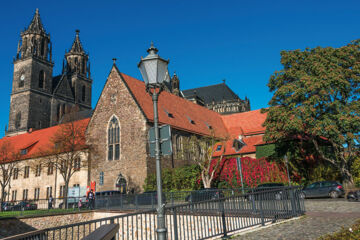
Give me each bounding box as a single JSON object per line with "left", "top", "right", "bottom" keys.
{"left": 0, "top": 10, "right": 267, "bottom": 201}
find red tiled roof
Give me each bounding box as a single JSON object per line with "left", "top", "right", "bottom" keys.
{"left": 119, "top": 71, "right": 228, "bottom": 138}
{"left": 211, "top": 109, "right": 268, "bottom": 156}
{"left": 0, "top": 118, "right": 90, "bottom": 162}
{"left": 221, "top": 109, "right": 267, "bottom": 137}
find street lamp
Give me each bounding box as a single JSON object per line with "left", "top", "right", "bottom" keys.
{"left": 138, "top": 42, "right": 169, "bottom": 240}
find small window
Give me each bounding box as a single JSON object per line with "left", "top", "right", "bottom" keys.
{"left": 205, "top": 122, "right": 212, "bottom": 130}
{"left": 74, "top": 157, "right": 81, "bottom": 171}
{"left": 24, "top": 166, "right": 30, "bottom": 178}
{"left": 20, "top": 149, "right": 27, "bottom": 155}
{"left": 186, "top": 116, "right": 195, "bottom": 124}
{"left": 216, "top": 145, "right": 222, "bottom": 151}
{"left": 11, "top": 190, "right": 17, "bottom": 201}
{"left": 46, "top": 186, "right": 52, "bottom": 199}
{"left": 35, "top": 164, "right": 41, "bottom": 177}
{"left": 73, "top": 184, "right": 80, "bottom": 188}
{"left": 47, "top": 162, "right": 54, "bottom": 175}
{"left": 34, "top": 188, "right": 40, "bottom": 200}
{"left": 23, "top": 189, "right": 28, "bottom": 200}
{"left": 13, "top": 168, "right": 19, "bottom": 180}
{"left": 164, "top": 109, "right": 174, "bottom": 118}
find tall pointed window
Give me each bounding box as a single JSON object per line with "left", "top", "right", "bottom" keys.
{"left": 108, "top": 116, "right": 120, "bottom": 161}
{"left": 15, "top": 112, "right": 21, "bottom": 129}
{"left": 39, "top": 70, "right": 45, "bottom": 88}
{"left": 82, "top": 85, "right": 86, "bottom": 102}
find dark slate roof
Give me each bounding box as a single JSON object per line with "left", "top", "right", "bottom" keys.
{"left": 52, "top": 75, "right": 62, "bottom": 92}
{"left": 182, "top": 83, "right": 241, "bottom": 105}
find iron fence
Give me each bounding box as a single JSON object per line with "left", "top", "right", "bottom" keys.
{"left": 3, "top": 186, "right": 304, "bottom": 240}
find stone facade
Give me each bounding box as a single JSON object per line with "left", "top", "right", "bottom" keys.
{"left": 6, "top": 151, "right": 89, "bottom": 202}
{"left": 86, "top": 66, "right": 149, "bottom": 192}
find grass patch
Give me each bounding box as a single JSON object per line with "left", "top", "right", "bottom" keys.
{"left": 318, "top": 219, "right": 360, "bottom": 240}
{"left": 0, "top": 208, "right": 86, "bottom": 218}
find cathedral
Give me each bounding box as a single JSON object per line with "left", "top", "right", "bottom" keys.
{"left": 6, "top": 9, "right": 92, "bottom": 136}
{"left": 0, "top": 9, "right": 268, "bottom": 201}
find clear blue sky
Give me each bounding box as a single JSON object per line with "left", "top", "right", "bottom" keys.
{"left": 0, "top": 0, "right": 358, "bottom": 137}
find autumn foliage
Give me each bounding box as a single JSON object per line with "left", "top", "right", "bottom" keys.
{"left": 211, "top": 157, "right": 289, "bottom": 188}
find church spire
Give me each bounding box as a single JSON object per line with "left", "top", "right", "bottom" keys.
{"left": 23, "top": 8, "right": 46, "bottom": 35}
{"left": 69, "top": 30, "right": 85, "bottom": 53}
{"left": 16, "top": 9, "right": 51, "bottom": 61}
{"left": 65, "top": 30, "right": 90, "bottom": 77}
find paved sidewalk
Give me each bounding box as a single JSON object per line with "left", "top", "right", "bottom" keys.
{"left": 232, "top": 199, "right": 360, "bottom": 240}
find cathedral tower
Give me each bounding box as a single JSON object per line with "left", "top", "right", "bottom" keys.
{"left": 7, "top": 9, "right": 53, "bottom": 136}
{"left": 64, "top": 30, "right": 92, "bottom": 109}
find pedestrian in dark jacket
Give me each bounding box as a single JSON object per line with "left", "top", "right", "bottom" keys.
{"left": 48, "top": 195, "right": 53, "bottom": 209}
{"left": 88, "top": 190, "right": 95, "bottom": 209}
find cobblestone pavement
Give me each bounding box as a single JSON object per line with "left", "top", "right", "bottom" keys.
{"left": 232, "top": 199, "right": 360, "bottom": 240}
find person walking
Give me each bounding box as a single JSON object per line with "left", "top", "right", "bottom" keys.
{"left": 88, "top": 190, "right": 95, "bottom": 210}
{"left": 48, "top": 195, "right": 53, "bottom": 210}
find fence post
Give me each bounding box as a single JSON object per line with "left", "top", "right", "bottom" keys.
{"left": 259, "top": 193, "right": 265, "bottom": 226}
{"left": 135, "top": 194, "right": 138, "bottom": 210}
{"left": 171, "top": 192, "right": 174, "bottom": 207}
{"left": 219, "top": 199, "right": 229, "bottom": 239}
{"left": 290, "top": 188, "right": 297, "bottom": 217}
{"left": 173, "top": 208, "right": 179, "bottom": 240}
{"left": 251, "top": 189, "right": 256, "bottom": 212}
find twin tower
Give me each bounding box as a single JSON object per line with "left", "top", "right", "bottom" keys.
{"left": 7, "top": 9, "right": 92, "bottom": 136}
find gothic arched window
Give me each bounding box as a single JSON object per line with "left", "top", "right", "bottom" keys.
{"left": 39, "top": 70, "right": 45, "bottom": 88}
{"left": 15, "top": 112, "right": 21, "bottom": 129}
{"left": 108, "top": 116, "right": 120, "bottom": 161}
{"left": 82, "top": 85, "right": 86, "bottom": 102}
{"left": 40, "top": 38, "right": 45, "bottom": 56}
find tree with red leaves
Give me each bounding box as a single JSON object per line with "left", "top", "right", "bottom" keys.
{"left": 0, "top": 140, "right": 19, "bottom": 208}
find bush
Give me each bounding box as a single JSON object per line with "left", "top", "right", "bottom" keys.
{"left": 318, "top": 219, "right": 360, "bottom": 240}
{"left": 213, "top": 157, "right": 289, "bottom": 189}
{"left": 143, "top": 164, "right": 201, "bottom": 192}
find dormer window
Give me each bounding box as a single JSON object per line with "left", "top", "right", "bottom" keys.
{"left": 216, "top": 145, "right": 222, "bottom": 151}
{"left": 205, "top": 122, "right": 212, "bottom": 130}
{"left": 20, "top": 149, "right": 27, "bottom": 155}
{"left": 164, "top": 109, "right": 174, "bottom": 118}
{"left": 186, "top": 116, "right": 195, "bottom": 124}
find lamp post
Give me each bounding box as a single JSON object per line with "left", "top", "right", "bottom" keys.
{"left": 233, "top": 137, "right": 246, "bottom": 194}
{"left": 138, "top": 42, "right": 169, "bottom": 240}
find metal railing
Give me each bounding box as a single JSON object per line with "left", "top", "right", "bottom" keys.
{"left": 4, "top": 186, "right": 304, "bottom": 240}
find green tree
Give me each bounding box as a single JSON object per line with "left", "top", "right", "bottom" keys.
{"left": 263, "top": 40, "right": 360, "bottom": 186}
